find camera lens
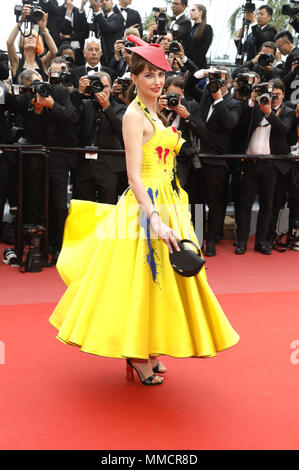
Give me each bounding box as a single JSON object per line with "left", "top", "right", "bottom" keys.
{"left": 166, "top": 92, "right": 179, "bottom": 107}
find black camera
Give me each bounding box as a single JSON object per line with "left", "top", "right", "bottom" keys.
{"left": 117, "top": 77, "right": 132, "bottom": 92}
{"left": 15, "top": 0, "right": 43, "bottom": 24}
{"left": 31, "top": 79, "right": 53, "bottom": 98}
{"left": 207, "top": 70, "right": 228, "bottom": 94}
{"left": 169, "top": 40, "right": 181, "bottom": 54}
{"left": 61, "top": 55, "right": 74, "bottom": 69}
{"left": 49, "top": 71, "right": 73, "bottom": 87}
{"left": 253, "top": 81, "right": 273, "bottom": 105}
{"left": 243, "top": 0, "right": 256, "bottom": 13}
{"left": 153, "top": 8, "right": 168, "bottom": 36}
{"left": 166, "top": 92, "right": 180, "bottom": 107}
{"left": 85, "top": 76, "right": 104, "bottom": 96}
{"left": 236, "top": 72, "right": 255, "bottom": 97}
{"left": 258, "top": 53, "right": 275, "bottom": 68}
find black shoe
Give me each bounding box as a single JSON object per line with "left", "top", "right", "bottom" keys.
{"left": 254, "top": 241, "right": 272, "bottom": 255}
{"left": 204, "top": 243, "right": 216, "bottom": 257}
{"left": 235, "top": 240, "right": 247, "bottom": 255}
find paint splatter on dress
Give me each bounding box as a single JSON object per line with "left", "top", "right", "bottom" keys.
{"left": 49, "top": 96, "right": 239, "bottom": 359}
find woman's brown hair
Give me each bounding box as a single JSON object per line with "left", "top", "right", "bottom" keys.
{"left": 192, "top": 4, "right": 207, "bottom": 42}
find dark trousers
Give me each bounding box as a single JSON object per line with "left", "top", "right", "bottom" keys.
{"left": 237, "top": 161, "right": 278, "bottom": 243}
{"left": 184, "top": 167, "right": 205, "bottom": 230}
{"left": 49, "top": 154, "right": 72, "bottom": 251}
{"left": 268, "top": 168, "right": 291, "bottom": 240}
{"left": 76, "top": 159, "right": 119, "bottom": 204}
{"left": 201, "top": 165, "right": 229, "bottom": 243}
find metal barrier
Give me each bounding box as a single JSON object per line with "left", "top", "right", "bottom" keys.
{"left": 1, "top": 144, "right": 298, "bottom": 266}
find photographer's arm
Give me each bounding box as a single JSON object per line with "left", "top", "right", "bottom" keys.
{"left": 39, "top": 12, "right": 57, "bottom": 70}
{"left": 6, "top": 24, "right": 21, "bottom": 77}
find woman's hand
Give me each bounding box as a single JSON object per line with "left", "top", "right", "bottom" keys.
{"left": 149, "top": 212, "right": 181, "bottom": 253}
{"left": 38, "top": 11, "right": 48, "bottom": 32}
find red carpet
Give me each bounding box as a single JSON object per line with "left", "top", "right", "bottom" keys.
{"left": 0, "top": 240, "right": 299, "bottom": 450}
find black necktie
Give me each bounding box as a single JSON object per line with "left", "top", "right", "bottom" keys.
{"left": 121, "top": 7, "right": 127, "bottom": 11}
{"left": 86, "top": 66, "right": 98, "bottom": 72}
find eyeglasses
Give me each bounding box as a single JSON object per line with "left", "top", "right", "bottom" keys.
{"left": 171, "top": 2, "right": 182, "bottom": 5}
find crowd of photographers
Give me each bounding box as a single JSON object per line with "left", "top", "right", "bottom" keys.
{"left": 0, "top": 0, "right": 299, "bottom": 270}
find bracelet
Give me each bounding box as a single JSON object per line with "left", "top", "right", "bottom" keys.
{"left": 149, "top": 210, "right": 159, "bottom": 223}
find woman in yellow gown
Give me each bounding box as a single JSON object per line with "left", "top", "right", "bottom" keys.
{"left": 49, "top": 37, "right": 240, "bottom": 385}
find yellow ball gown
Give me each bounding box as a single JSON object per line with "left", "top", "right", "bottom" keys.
{"left": 49, "top": 97, "right": 240, "bottom": 359}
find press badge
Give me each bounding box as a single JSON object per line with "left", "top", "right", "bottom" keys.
{"left": 85, "top": 146, "right": 98, "bottom": 160}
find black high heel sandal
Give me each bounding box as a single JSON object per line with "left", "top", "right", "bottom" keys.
{"left": 126, "top": 359, "right": 163, "bottom": 385}
{"left": 152, "top": 362, "right": 167, "bottom": 374}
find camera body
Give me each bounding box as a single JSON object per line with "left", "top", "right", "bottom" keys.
{"left": 153, "top": 8, "right": 168, "bottom": 36}
{"left": 85, "top": 75, "right": 104, "bottom": 96}
{"left": 207, "top": 70, "right": 228, "bottom": 94}
{"left": 50, "top": 71, "right": 73, "bottom": 87}
{"left": 253, "top": 81, "right": 273, "bottom": 105}
{"left": 31, "top": 79, "right": 53, "bottom": 98}
{"left": 166, "top": 92, "right": 180, "bottom": 107}
{"left": 169, "top": 40, "right": 181, "bottom": 54}
{"left": 15, "top": 0, "right": 43, "bottom": 24}
{"left": 258, "top": 53, "right": 275, "bottom": 68}
{"left": 117, "top": 77, "right": 132, "bottom": 92}
{"left": 243, "top": 0, "right": 256, "bottom": 13}
{"left": 61, "top": 55, "right": 74, "bottom": 70}
{"left": 236, "top": 72, "right": 255, "bottom": 97}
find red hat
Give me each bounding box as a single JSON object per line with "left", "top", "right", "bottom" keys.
{"left": 125, "top": 34, "right": 172, "bottom": 72}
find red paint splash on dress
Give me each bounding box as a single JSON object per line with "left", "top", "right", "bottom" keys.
{"left": 155, "top": 147, "right": 170, "bottom": 165}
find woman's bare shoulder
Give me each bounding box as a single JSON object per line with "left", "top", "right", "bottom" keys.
{"left": 124, "top": 100, "right": 144, "bottom": 124}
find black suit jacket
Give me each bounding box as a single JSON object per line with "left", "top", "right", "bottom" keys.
{"left": 168, "top": 14, "right": 192, "bottom": 57}
{"left": 94, "top": 12, "right": 125, "bottom": 66}
{"left": 40, "top": 0, "right": 61, "bottom": 46}
{"left": 236, "top": 24, "right": 277, "bottom": 62}
{"left": 78, "top": 98, "right": 126, "bottom": 173}
{"left": 58, "top": 6, "right": 89, "bottom": 49}
{"left": 245, "top": 103, "right": 296, "bottom": 174}
{"left": 196, "top": 91, "right": 244, "bottom": 167}
{"left": 278, "top": 46, "right": 299, "bottom": 101}
{"left": 71, "top": 65, "right": 118, "bottom": 89}
{"left": 189, "top": 24, "right": 213, "bottom": 69}
{"left": 113, "top": 5, "right": 143, "bottom": 37}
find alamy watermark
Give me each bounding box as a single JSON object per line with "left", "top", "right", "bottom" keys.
{"left": 0, "top": 341, "right": 5, "bottom": 365}
{"left": 290, "top": 340, "right": 299, "bottom": 365}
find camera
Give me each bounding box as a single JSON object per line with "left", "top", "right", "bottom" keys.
{"left": 166, "top": 92, "right": 180, "bottom": 107}
{"left": 85, "top": 76, "right": 104, "bottom": 96}
{"left": 236, "top": 72, "right": 255, "bottom": 97}
{"left": 258, "top": 53, "right": 275, "bottom": 68}
{"left": 117, "top": 77, "right": 132, "bottom": 92}
{"left": 153, "top": 8, "right": 168, "bottom": 36}
{"left": 243, "top": 0, "right": 256, "bottom": 13}
{"left": 207, "top": 70, "right": 228, "bottom": 94}
{"left": 3, "top": 248, "right": 18, "bottom": 267}
{"left": 282, "top": 1, "right": 299, "bottom": 32}
{"left": 49, "top": 71, "right": 73, "bottom": 87}
{"left": 253, "top": 82, "right": 273, "bottom": 105}
{"left": 169, "top": 40, "right": 181, "bottom": 54}
{"left": 61, "top": 55, "right": 74, "bottom": 69}
{"left": 14, "top": 0, "right": 43, "bottom": 24}
{"left": 31, "top": 80, "right": 53, "bottom": 98}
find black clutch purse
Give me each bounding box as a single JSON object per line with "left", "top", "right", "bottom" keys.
{"left": 169, "top": 239, "right": 205, "bottom": 277}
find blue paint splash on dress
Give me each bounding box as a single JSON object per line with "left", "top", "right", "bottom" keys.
{"left": 141, "top": 188, "right": 159, "bottom": 283}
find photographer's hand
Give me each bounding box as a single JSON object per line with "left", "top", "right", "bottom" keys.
{"left": 21, "top": 4, "right": 32, "bottom": 22}
{"left": 114, "top": 40, "right": 123, "bottom": 61}
{"left": 245, "top": 11, "right": 256, "bottom": 23}
{"left": 158, "top": 94, "right": 168, "bottom": 112}
{"left": 38, "top": 11, "right": 49, "bottom": 32}
{"left": 211, "top": 89, "right": 223, "bottom": 101}
{"left": 36, "top": 93, "right": 54, "bottom": 109}
{"left": 95, "top": 91, "right": 110, "bottom": 110}
{"left": 78, "top": 75, "right": 90, "bottom": 94}
{"left": 252, "top": 51, "right": 262, "bottom": 65}
{"left": 259, "top": 101, "right": 272, "bottom": 117}
{"left": 171, "top": 104, "right": 190, "bottom": 120}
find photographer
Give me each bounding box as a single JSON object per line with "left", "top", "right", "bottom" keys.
{"left": 75, "top": 71, "right": 127, "bottom": 204}
{"left": 56, "top": 0, "right": 89, "bottom": 67}
{"left": 71, "top": 37, "right": 117, "bottom": 89}
{"left": 235, "top": 4, "right": 277, "bottom": 62}
{"left": 89, "top": 0, "right": 125, "bottom": 66}
{"left": 57, "top": 41, "right": 76, "bottom": 69}
{"left": 190, "top": 66, "right": 244, "bottom": 256}
{"left": 165, "top": 38, "right": 199, "bottom": 82}
{"left": 113, "top": 0, "right": 143, "bottom": 38}
{"left": 158, "top": 75, "right": 202, "bottom": 188}
{"left": 235, "top": 79, "right": 296, "bottom": 255}
{"left": 169, "top": 0, "right": 192, "bottom": 57}
{"left": 109, "top": 27, "right": 139, "bottom": 78}
{"left": 7, "top": 4, "right": 58, "bottom": 84}
{"left": 275, "top": 31, "right": 299, "bottom": 101}
{"left": 233, "top": 41, "right": 281, "bottom": 83}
